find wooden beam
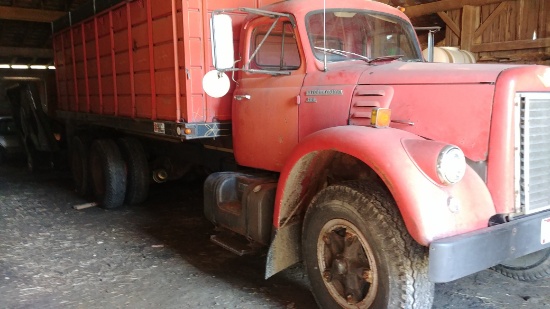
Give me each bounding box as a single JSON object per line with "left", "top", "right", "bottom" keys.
{"left": 405, "top": 0, "right": 516, "bottom": 18}
{"left": 0, "top": 47, "right": 53, "bottom": 59}
{"left": 471, "top": 37, "right": 550, "bottom": 52}
{"left": 461, "top": 5, "right": 480, "bottom": 50}
{"left": 437, "top": 11, "right": 461, "bottom": 37}
{"left": 473, "top": 2, "right": 509, "bottom": 39}
{"left": 0, "top": 6, "right": 66, "bottom": 23}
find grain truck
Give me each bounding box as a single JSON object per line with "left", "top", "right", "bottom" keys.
{"left": 49, "top": 0, "right": 550, "bottom": 307}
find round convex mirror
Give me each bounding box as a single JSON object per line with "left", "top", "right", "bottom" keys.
{"left": 202, "top": 70, "right": 230, "bottom": 98}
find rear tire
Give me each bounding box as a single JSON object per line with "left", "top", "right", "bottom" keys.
{"left": 89, "top": 139, "right": 127, "bottom": 209}
{"left": 493, "top": 248, "right": 550, "bottom": 281}
{"left": 71, "top": 136, "right": 91, "bottom": 196}
{"left": 302, "top": 182, "right": 433, "bottom": 309}
{"left": 117, "top": 137, "right": 149, "bottom": 205}
{"left": 24, "top": 138, "right": 41, "bottom": 173}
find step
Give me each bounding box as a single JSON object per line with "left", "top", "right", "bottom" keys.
{"left": 210, "top": 233, "right": 257, "bottom": 256}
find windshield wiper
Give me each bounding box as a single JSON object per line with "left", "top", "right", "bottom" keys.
{"left": 367, "top": 55, "right": 404, "bottom": 64}
{"left": 314, "top": 47, "right": 371, "bottom": 62}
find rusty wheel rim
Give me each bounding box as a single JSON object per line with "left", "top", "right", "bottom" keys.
{"left": 317, "top": 219, "right": 378, "bottom": 308}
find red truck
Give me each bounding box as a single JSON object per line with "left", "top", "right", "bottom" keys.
{"left": 48, "top": 0, "right": 550, "bottom": 308}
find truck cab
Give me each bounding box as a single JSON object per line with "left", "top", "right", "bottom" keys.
{"left": 205, "top": 1, "right": 550, "bottom": 308}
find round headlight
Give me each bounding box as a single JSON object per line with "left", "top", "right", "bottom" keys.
{"left": 437, "top": 145, "right": 466, "bottom": 185}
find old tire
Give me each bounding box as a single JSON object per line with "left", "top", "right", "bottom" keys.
{"left": 0, "top": 147, "right": 5, "bottom": 164}
{"left": 493, "top": 248, "right": 550, "bottom": 281}
{"left": 89, "top": 139, "right": 127, "bottom": 209}
{"left": 302, "top": 182, "right": 433, "bottom": 309}
{"left": 71, "top": 136, "right": 91, "bottom": 196}
{"left": 24, "top": 138, "right": 41, "bottom": 173}
{"left": 117, "top": 137, "right": 149, "bottom": 205}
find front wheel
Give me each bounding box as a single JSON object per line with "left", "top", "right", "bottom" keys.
{"left": 493, "top": 248, "right": 550, "bottom": 281}
{"left": 302, "top": 182, "right": 433, "bottom": 309}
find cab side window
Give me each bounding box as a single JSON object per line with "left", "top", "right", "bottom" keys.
{"left": 250, "top": 21, "right": 300, "bottom": 71}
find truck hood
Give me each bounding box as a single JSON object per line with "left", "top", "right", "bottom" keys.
{"left": 352, "top": 62, "right": 523, "bottom": 162}
{"left": 359, "top": 61, "right": 516, "bottom": 85}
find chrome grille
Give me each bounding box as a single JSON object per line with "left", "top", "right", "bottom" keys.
{"left": 517, "top": 93, "right": 550, "bottom": 214}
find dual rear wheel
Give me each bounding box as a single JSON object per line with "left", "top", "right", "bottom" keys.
{"left": 70, "top": 136, "right": 149, "bottom": 208}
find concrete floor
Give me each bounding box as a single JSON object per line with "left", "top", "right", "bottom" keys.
{"left": 1, "top": 161, "right": 550, "bottom": 309}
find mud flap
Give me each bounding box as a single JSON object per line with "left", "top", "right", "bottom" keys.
{"left": 265, "top": 219, "right": 302, "bottom": 279}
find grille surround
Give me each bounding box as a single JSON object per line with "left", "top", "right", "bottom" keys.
{"left": 515, "top": 92, "right": 550, "bottom": 215}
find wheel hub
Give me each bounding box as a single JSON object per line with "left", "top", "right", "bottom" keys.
{"left": 317, "top": 219, "right": 378, "bottom": 308}
{"left": 334, "top": 256, "right": 347, "bottom": 275}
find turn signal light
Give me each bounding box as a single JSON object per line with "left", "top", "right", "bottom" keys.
{"left": 371, "top": 108, "right": 391, "bottom": 128}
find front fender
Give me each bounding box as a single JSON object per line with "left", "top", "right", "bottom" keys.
{"left": 274, "top": 125, "right": 495, "bottom": 244}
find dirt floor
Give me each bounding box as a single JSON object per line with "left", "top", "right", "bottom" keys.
{"left": 1, "top": 161, "right": 550, "bottom": 309}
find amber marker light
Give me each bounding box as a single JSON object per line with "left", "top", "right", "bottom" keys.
{"left": 371, "top": 108, "right": 391, "bottom": 128}
{"left": 184, "top": 128, "right": 193, "bottom": 135}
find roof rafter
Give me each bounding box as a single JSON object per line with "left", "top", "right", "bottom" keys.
{"left": 405, "top": 0, "right": 517, "bottom": 18}
{"left": 0, "top": 47, "right": 53, "bottom": 59}
{"left": 0, "top": 6, "right": 66, "bottom": 23}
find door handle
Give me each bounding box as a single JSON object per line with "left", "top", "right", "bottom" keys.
{"left": 234, "top": 94, "right": 251, "bottom": 101}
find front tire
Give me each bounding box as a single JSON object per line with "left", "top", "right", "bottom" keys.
{"left": 302, "top": 182, "right": 433, "bottom": 309}
{"left": 493, "top": 248, "right": 550, "bottom": 281}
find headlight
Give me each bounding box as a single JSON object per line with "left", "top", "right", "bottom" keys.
{"left": 437, "top": 145, "right": 466, "bottom": 185}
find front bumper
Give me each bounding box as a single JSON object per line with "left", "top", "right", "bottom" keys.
{"left": 429, "top": 210, "right": 550, "bottom": 282}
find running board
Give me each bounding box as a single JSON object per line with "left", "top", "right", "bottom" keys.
{"left": 210, "top": 234, "right": 257, "bottom": 256}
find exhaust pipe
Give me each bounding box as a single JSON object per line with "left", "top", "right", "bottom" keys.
{"left": 152, "top": 169, "right": 168, "bottom": 183}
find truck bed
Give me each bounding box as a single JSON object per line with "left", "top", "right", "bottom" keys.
{"left": 52, "top": 0, "right": 278, "bottom": 139}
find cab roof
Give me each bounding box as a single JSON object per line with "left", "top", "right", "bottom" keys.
{"left": 261, "top": 0, "right": 409, "bottom": 22}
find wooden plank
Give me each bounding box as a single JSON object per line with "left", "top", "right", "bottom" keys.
{"left": 474, "top": 2, "right": 509, "bottom": 39}
{"left": 524, "top": 0, "right": 540, "bottom": 40}
{"left": 507, "top": 1, "right": 517, "bottom": 41}
{"left": 437, "top": 11, "right": 461, "bottom": 37}
{"left": 471, "top": 37, "right": 550, "bottom": 52}
{"left": 405, "top": 0, "right": 517, "bottom": 18}
{"left": 517, "top": 0, "right": 525, "bottom": 39}
{"left": 0, "top": 6, "right": 65, "bottom": 23}
{"left": 461, "top": 6, "right": 480, "bottom": 50}
{"left": 537, "top": 0, "right": 550, "bottom": 38}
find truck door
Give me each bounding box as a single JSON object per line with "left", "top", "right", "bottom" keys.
{"left": 232, "top": 18, "right": 305, "bottom": 172}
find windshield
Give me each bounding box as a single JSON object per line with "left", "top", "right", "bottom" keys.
{"left": 306, "top": 10, "right": 422, "bottom": 63}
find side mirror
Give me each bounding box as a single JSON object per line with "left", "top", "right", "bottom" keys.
{"left": 211, "top": 14, "right": 235, "bottom": 70}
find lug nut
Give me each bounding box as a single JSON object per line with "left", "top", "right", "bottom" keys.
{"left": 363, "top": 269, "right": 373, "bottom": 282}
{"left": 323, "top": 270, "right": 332, "bottom": 282}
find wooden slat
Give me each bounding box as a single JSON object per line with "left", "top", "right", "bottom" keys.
{"left": 539, "top": 0, "right": 548, "bottom": 38}
{"left": 405, "top": 0, "right": 517, "bottom": 18}
{"left": 437, "top": 11, "right": 461, "bottom": 37}
{"left": 0, "top": 6, "right": 65, "bottom": 23}
{"left": 471, "top": 37, "right": 550, "bottom": 52}
{"left": 461, "top": 6, "right": 480, "bottom": 50}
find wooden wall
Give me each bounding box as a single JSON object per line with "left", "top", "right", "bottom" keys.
{"left": 425, "top": 0, "right": 550, "bottom": 64}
